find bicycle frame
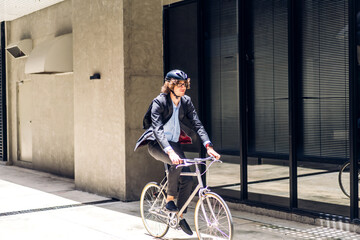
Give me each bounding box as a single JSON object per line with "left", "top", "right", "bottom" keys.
{"left": 162, "top": 159, "right": 216, "bottom": 225}
{"left": 175, "top": 163, "right": 204, "bottom": 217}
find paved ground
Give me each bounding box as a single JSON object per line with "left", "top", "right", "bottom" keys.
{"left": 0, "top": 164, "right": 359, "bottom": 240}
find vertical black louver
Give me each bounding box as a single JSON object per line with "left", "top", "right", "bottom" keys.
{"left": 300, "top": 0, "right": 349, "bottom": 161}
{"left": 0, "top": 22, "right": 7, "bottom": 161}
{"left": 249, "top": 0, "right": 289, "bottom": 156}
{"left": 204, "top": 0, "right": 239, "bottom": 155}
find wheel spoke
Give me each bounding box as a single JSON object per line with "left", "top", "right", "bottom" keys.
{"left": 195, "top": 193, "right": 233, "bottom": 240}
{"left": 140, "top": 183, "right": 169, "bottom": 238}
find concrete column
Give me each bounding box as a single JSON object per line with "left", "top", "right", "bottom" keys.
{"left": 73, "top": 0, "right": 164, "bottom": 200}
{"left": 123, "top": 0, "right": 165, "bottom": 200}
{"left": 72, "top": 0, "right": 126, "bottom": 199}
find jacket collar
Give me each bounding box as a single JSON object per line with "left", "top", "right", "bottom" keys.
{"left": 166, "top": 93, "right": 173, "bottom": 113}
{"left": 166, "top": 93, "right": 185, "bottom": 120}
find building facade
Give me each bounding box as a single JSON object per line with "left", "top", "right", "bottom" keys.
{"left": 1, "top": 0, "right": 360, "bottom": 222}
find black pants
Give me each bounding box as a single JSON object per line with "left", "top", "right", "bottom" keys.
{"left": 148, "top": 141, "right": 194, "bottom": 212}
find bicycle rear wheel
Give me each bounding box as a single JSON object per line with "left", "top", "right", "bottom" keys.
{"left": 194, "top": 192, "right": 233, "bottom": 240}
{"left": 339, "top": 161, "right": 351, "bottom": 198}
{"left": 338, "top": 161, "right": 360, "bottom": 198}
{"left": 140, "top": 182, "right": 169, "bottom": 238}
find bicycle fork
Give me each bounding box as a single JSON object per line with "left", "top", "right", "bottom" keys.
{"left": 198, "top": 189, "right": 219, "bottom": 228}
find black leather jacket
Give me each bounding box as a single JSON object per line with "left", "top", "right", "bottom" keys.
{"left": 134, "top": 93, "right": 211, "bottom": 151}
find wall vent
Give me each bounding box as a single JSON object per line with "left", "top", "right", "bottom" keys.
{"left": 6, "top": 39, "right": 32, "bottom": 58}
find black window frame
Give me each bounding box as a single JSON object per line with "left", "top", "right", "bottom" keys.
{"left": 0, "top": 22, "right": 7, "bottom": 162}
{"left": 164, "top": 0, "right": 360, "bottom": 221}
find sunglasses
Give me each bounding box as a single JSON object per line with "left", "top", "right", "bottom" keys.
{"left": 175, "top": 81, "right": 189, "bottom": 88}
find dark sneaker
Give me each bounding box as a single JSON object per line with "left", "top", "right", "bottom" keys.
{"left": 165, "top": 201, "right": 178, "bottom": 212}
{"left": 179, "top": 219, "right": 193, "bottom": 235}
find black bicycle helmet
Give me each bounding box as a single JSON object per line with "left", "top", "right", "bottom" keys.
{"left": 165, "top": 69, "right": 188, "bottom": 82}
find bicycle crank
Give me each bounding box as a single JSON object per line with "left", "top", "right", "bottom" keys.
{"left": 167, "top": 212, "right": 178, "bottom": 228}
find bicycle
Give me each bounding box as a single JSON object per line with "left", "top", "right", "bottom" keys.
{"left": 338, "top": 160, "right": 360, "bottom": 198}
{"left": 140, "top": 156, "right": 234, "bottom": 239}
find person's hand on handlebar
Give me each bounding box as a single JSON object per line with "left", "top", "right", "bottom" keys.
{"left": 206, "top": 146, "right": 221, "bottom": 160}
{"left": 167, "top": 150, "right": 183, "bottom": 165}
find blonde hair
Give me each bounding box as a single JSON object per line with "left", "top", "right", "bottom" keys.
{"left": 161, "top": 79, "right": 190, "bottom": 94}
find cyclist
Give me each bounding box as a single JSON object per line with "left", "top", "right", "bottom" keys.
{"left": 134, "top": 69, "right": 220, "bottom": 235}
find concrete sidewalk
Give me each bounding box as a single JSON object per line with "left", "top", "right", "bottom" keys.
{"left": 0, "top": 164, "right": 359, "bottom": 240}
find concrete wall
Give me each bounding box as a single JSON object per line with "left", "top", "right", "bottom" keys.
{"left": 6, "top": 0, "right": 175, "bottom": 201}
{"left": 7, "top": 1, "right": 74, "bottom": 178}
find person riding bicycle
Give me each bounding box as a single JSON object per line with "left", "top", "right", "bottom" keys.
{"left": 134, "top": 69, "right": 220, "bottom": 236}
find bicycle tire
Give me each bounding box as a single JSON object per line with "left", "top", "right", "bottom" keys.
{"left": 140, "top": 182, "right": 169, "bottom": 238}
{"left": 194, "top": 192, "right": 233, "bottom": 240}
{"left": 339, "top": 161, "right": 351, "bottom": 198}
{"left": 338, "top": 161, "right": 360, "bottom": 198}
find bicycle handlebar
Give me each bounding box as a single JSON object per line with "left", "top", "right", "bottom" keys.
{"left": 176, "top": 156, "right": 222, "bottom": 168}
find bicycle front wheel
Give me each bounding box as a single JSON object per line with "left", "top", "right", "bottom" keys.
{"left": 194, "top": 192, "right": 233, "bottom": 240}
{"left": 140, "top": 182, "right": 169, "bottom": 238}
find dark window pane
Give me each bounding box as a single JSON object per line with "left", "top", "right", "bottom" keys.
{"left": 247, "top": 0, "right": 289, "bottom": 207}
{"left": 298, "top": 0, "right": 350, "bottom": 216}
{"left": 204, "top": 0, "right": 240, "bottom": 199}
{"left": 249, "top": 0, "right": 289, "bottom": 157}
{"left": 301, "top": 0, "right": 349, "bottom": 161}
{"left": 205, "top": 0, "right": 240, "bottom": 155}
